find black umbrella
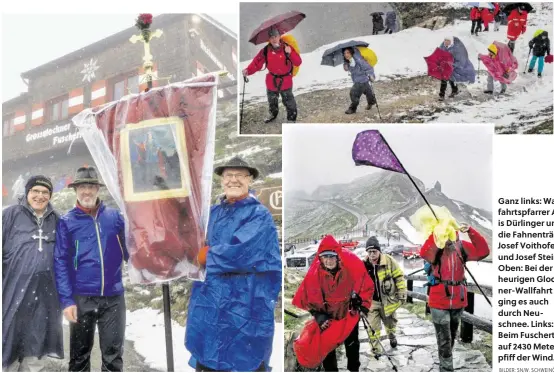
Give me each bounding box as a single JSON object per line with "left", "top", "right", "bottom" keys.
{"left": 321, "top": 40, "right": 369, "bottom": 67}
{"left": 502, "top": 2, "right": 533, "bottom": 14}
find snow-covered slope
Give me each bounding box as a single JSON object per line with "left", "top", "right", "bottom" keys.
{"left": 241, "top": 2, "right": 552, "bottom": 132}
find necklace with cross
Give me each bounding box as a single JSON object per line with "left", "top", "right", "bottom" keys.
{"left": 32, "top": 216, "right": 48, "bottom": 252}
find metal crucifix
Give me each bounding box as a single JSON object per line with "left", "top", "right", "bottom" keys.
{"left": 32, "top": 228, "right": 48, "bottom": 252}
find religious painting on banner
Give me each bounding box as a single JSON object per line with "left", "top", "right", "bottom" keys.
{"left": 121, "top": 117, "right": 190, "bottom": 200}
{"left": 71, "top": 73, "right": 219, "bottom": 284}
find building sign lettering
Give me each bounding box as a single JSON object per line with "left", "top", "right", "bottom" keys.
{"left": 257, "top": 186, "right": 282, "bottom": 217}
{"left": 25, "top": 123, "right": 82, "bottom": 146}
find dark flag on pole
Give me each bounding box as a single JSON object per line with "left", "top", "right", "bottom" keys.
{"left": 352, "top": 130, "right": 405, "bottom": 173}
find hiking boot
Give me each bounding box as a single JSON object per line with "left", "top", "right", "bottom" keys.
{"left": 500, "top": 88, "right": 506, "bottom": 94}
{"left": 484, "top": 90, "right": 493, "bottom": 94}
{"left": 449, "top": 88, "right": 459, "bottom": 98}
{"left": 264, "top": 114, "right": 277, "bottom": 123}
{"left": 538, "top": 73, "right": 542, "bottom": 78}
{"left": 365, "top": 103, "right": 374, "bottom": 110}
{"left": 345, "top": 106, "right": 357, "bottom": 115}
{"left": 438, "top": 95, "right": 445, "bottom": 102}
{"left": 389, "top": 334, "right": 398, "bottom": 348}
{"left": 528, "top": 68, "right": 534, "bottom": 73}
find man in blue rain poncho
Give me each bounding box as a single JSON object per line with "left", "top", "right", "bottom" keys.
{"left": 438, "top": 36, "right": 476, "bottom": 101}
{"left": 185, "top": 156, "right": 282, "bottom": 372}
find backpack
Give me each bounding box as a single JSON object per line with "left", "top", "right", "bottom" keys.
{"left": 356, "top": 46, "right": 378, "bottom": 67}
{"left": 262, "top": 34, "right": 300, "bottom": 77}
{"left": 428, "top": 240, "right": 468, "bottom": 298}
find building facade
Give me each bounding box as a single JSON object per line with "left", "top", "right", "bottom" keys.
{"left": 2, "top": 14, "right": 237, "bottom": 204}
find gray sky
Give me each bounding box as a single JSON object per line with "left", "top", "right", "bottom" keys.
{"left": 283, "top": 124, "right": 492, "bottom": 210}
{"left": 1, "top": 13, "right": 237, "bottom": 100}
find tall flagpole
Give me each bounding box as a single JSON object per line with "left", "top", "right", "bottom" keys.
{"left": 130, "top": 14, "right": 175, "bottom": 372}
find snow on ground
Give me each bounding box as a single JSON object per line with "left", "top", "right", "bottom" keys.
{"left": 395, "top": 217, "right": 424, "bottom": 244}
{"left": 215, "top": 145, "right": 272, "bottom": 163}
{"left": 125, "top": 308, "right": 284, "bottom": 372}
{"left": 452, "top": 200, "right": 464, "bottom": 211}
{"left": 267, "top": 172, "right": 282, "bottom": 178}
{"left": 241, "top": 3, "right": 552, "bottom": 131}
{"left": 471, "top": 209, "right": 493, "bottom": 230}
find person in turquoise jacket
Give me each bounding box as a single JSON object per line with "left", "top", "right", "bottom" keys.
{"left": 185, "top": 157, "right": 282, "bottom": 372}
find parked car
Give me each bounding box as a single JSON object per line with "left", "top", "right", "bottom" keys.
{"left": 353, "top": 247, "right": 368, "bottom": 261}
{"left": 285, "top": 246, "right": 318, "bottom": 271}
{"left": 385, "top": 244, "right": 405, "bottom": 255}
{"left": 403, "top": 245, "right": 421, "bottom": 259}
{"left": 339, "top": 239, "right": 359, "bottom": 250}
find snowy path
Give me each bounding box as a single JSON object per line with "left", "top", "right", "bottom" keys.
{"left": 240, "top": 3, "right": 553, "bottom": 134}
{"left": 338, "top": 308, "right": 491, "bottom": 372}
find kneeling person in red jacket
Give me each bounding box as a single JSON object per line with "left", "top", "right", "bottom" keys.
{"left": 420, "top": 224, "right": 490, "bottom": 372}
{"left": 243, "top": 27, "right": 302, "bottom": 123}
{"left": 54, "top": 167, "right": 129, "bottom": 372}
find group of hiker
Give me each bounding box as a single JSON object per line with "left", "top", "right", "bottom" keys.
{"left": 291, "top": 217, "right": 490, "bottom": 372}
{"left": 242, "top": 5, "right": 551, "bottom": 123}
{"left": 371, "top": 11, "right": 398, "bottom": 35}
{"left": 3, "top": 157, "right": 282, "bottom": 372}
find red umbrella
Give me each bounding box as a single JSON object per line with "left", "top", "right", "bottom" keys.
{"left": 424, "top": 48, "right": 454, "bottom": 81}
{"left": 248, "top": 11, "right": 306, "bottom": 45}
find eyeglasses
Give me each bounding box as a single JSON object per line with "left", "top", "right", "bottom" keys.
{"left": 320, "top": 255, "right": 337, "bottom": 259}
{"left": 29, "top": 189, "right": 50, "bottom": 197}
{"left": 222, "top": 173, "right": 250, "bottom": 181}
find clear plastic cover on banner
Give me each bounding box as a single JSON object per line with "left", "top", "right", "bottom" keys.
{"left": 71, "top": 73, "right": 219, "bottom": 284}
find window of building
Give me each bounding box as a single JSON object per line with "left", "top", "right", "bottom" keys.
{"left": 110, "top": 73, "right": 140, "bottom": 101}
{"left": 48, "top": 95, "right": 69, "bottom": 122}
{"left": 3, "top": 115, "right": 14, "bottom": 137}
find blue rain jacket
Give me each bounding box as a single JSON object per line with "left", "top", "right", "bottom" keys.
{"left": 185, "top": 195, "right": 282, "bottom": 372}
{"left": 54, "top": 202, "right": 128, "bottom": 310}
{"left": 347, "top": 51, "right": 375, "bottom": 84}
{"left": 439, "top": 37, "right": 476, "bottom": 83}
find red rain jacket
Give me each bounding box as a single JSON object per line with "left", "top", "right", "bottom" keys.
{"left": 245, "top": 43, "right": 302, "bottom": 92}
{"left": 420, "top": 227, "right": 490, "bottom": 310}
{"left": 292, "top": 235, "right": 373, "bottom": 368}
{"left": 481, "top": 8, "right": 494, "bottom": 28}
{"left": 470, "top": 8, "right": 481, "bottom": 21}
{"left": 493, "top": 3, "right": 501, "bottom": 16}
{"left": 507, "top": 9, "right": 528, "bottom": 41}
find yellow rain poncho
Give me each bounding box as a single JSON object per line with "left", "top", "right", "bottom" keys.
{"left": 410, "top": 205, "right": 460, "bottom": 249}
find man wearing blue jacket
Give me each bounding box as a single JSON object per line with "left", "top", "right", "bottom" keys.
{"left": 54, "top": 166, "right": 129, "bottom": 372}
{"left": 185, "top": 157, "right": 282, "bottom": 372}
{"left": 343, "top": 47, "right": 377, "bottom": 114}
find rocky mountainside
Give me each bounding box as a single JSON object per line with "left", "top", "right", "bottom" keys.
{"left": 286, "top": 170, "right": 492, "bottom": 244}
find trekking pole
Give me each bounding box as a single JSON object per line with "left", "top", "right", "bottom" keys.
{"left": 406, "top": 267, "right": 425, "bottom": 277}
{"left": 360, "top": 313, "right": 398, "bottom": 372}
{"left": 523, "top": 49, "right": 531, "bottom": 74}
{"left": 368, "top": 82, "right": 382, "bottom": 121}
{"left": 240, "top": 75, "right": 249, "bottom": 127}
{"left": 477, "top": 58, "right": 481, "bottom": 83}
{"left": 454, "top": 250, "right": 492, "bottom": 307}
{"left": 285, "top": 309, "right": 300, "bottom": 318}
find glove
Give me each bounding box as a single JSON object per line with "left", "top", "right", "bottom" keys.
{"left": 242, "top": 68, "right": 248, "bottom": 77}
{"left": 359, "top": 305, "right": 369, "bottom": 317}
{"left": 502, "top": 72, "right": 510, "bottom": 79}
{"left": 350, "top": 292, "right": 363, "bottom": 310}
{"left": 343, "top": 63, "right": 349, "bottom": 72}
{"left": 368, "top": 74, "right": 375, "bottom": 82}
{"left": 310, "top": 310, "right": 331, "bottom": 328}
{"left": 197, "top": 246, "right": 209, "bottom": 266}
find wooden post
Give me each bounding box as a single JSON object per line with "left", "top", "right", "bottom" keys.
{"left": 407, "top": 279, "right": 413, "bottom": 303}
{"left": 461, "top": 292, "right": 475, "bottom": 343}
